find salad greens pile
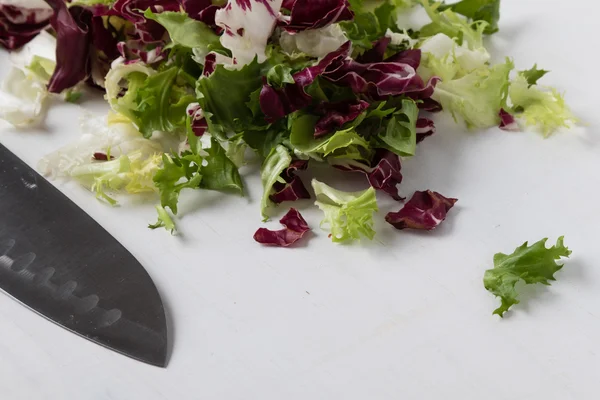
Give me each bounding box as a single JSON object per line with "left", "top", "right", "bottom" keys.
{"left": 0, "top": 0, "right": 577, "bottom": 316}
{"left": 0, "top": 0, "right": 575, "bottom": 249}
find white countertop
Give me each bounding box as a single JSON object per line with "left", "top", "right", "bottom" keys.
{"left": 1, "top": 1, "right": 599, "bottom": 399}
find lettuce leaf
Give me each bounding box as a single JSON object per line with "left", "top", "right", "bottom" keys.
{"left": 508, "top": 73, "right": 575, "bottom": 136}
{"left": 312, "top": 179, "right": 378, "bottom": 242}
{"left": 438, "top": 0, "right": 500, "bottom": 34}
{"left": 200, "top": 137, "right": 244, "bottom": 194}
{"left": 375, "top": 98, "right": 418, "bottom": 157}
{"left": 261, "top": 145, "right": 293, "bottom": 219}
{"left": 432, "top": 57, "right": 514, "bottom": 129}
{"left": 144, "top": 9, "right": 221, "bottom": 56}
{"left": 484, "top": 237, "right": 572, "bottom": 317}
{"left": 153, "top": 151, "right": 204, "bottom": 215}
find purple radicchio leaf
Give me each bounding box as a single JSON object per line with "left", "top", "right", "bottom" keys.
{"left": 416, "top": 117, "right": 436, "bottom": 143}
{"left": 280, "top": 0, "right": 353, "bottom": 33}
{"left": 314, "top": 99, "right": 369, "bottom": 138}
{"left": 44, "top": 1, "right": 93, "bottom": 93}
{"left": 253, "top": 208, "right": 310, "bottom": 247}
{"left": 334, "top": 149, "right": 404, "bottom": 201}
{"left": 385, "top": 190, "right": 457, "bottom": 231}
{"left": 187, "top": 103, "right": 208, "bottom": 136}
{"left": 499, "top": 108, "right": 519, "bottom": 132}
{"left": 179, "top": 0, "right": 222, "bottom": 30}
{"left": 269, "top": 160, "right": 311, "bottom": 203}
{"left": 0, "top": 4, "right": 53, "bottom": 50}
{"left": 321, "top": 48, "right": 440, "bottom": 101}
{"left": 418, "top": 97, "right": 442, "bottom": 112}
{"left": 109, "top": 0, "right": 179, "bottom": 62}
{"left": 259, "top": 41, "right": 351, "bottom": 122}
{"left": 356, "top": 36, "right": 390, "bottom": 64}
{"left": 93, "top": 152, "right": 115, "bottom": 161}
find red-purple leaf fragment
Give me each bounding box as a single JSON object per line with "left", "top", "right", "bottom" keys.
{"left": 499, "top": 108, "right": 519, "bottom": 131}
{"left": 93, "top": 152, "right": 114, "bottom": 161}
{"left": 0, "top": 4, "right": 52, "bottom": 50}
{"left": 270, "top": 160, "right": 311, "bottom": 203}
{"left": 416, "top": 117, "right": 436, "bottom": 143}
{"left": 280, "top": 0, "right": 353, "bottom": 33}
{"left": 386, "top": 190, "right": 457, "bottom": 231}
{"left": 253, "top": 208, "right": 310, "bottom": 247}
{"left": 44, "top": 1, "right": 93, "bottom": 93}
{"left": 314, "top": 99, "right": 369, "bottom": 137}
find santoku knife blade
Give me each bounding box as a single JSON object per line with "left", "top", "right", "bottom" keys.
{"left": 0, "top": 143, "right": 168, "bottom": 367}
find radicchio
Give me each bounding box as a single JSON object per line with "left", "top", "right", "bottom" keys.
{"left": 0, "top": 4, "right": 52, "bottom": 50}
{"left": 269, "top": 160, "right": 311, "bottom": 203}
{"left": 186, "top": 103, "right": 208, "bottom": 136}
{"left": 253, "top": 208, "right": 310, "bottom": 247}
{"left": 499, "top": 108, "right": 519, "bottom": 131}
{"left": 44, "top": 1, "right": 92, "bottom": 93}
{"left": 314, "top": 99, "right": 369, "bottom": 137}
{"left": 334, "top": 149, "right": 404, "bottom": 201}
{"left": 416, "top": 117, "right": 436, "bottom": 143}
{"left": 280, "top": 0, "right": 353, "bottom": 33}
{"left": 385, "top": 190, "right": 457, "bottom": 231}
{"left": 259, "top": 41, "right": 351, "bottom": 121}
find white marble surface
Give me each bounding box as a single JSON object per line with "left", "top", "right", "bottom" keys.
{"left": 1, "top": 1, "right": 599, "bottom": 398}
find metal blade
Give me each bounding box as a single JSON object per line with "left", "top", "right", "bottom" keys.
{"left": 0, "top": 143, "right": 168, "bottom": 367}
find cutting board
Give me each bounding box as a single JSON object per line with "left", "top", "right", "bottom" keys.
{"left": 1, "top": 1, "right": 599, "bottom": 398}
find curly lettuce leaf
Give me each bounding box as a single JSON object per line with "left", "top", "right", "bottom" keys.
{"left": 153, "top": 152, "right": 204, "bottom": 215}
{"left": 484, "top": 237, "right": 572, "bottom": 317}
{"left": 260, "top": 145, "right": 293, "bottom": 219}
{"left": 149, "top": 205, "right": 176, "bottom": 234}
{"left": 200, "top": 137, "right": 244, "bottom": 194}
{"left": 375, "top": 98, "right": 418, "bottom": 157}
{"left": 508, "top": 72, "right": 575, "bottom": 136}
{"left": 70, "top": 151, "right": 162, "bottom": 205}
{"left": 312, "top": 179, "right": 378, "bottom": 242}
{"left": 196, "top": 58, "right": 265, "bottom": 136}
{"left": 111, "top": 65, "right": 196, "bottom": 137}
{"left": 432, "top": 57, "right": 514, "bottom": 129}
{"left": 438, "top": 0, "right": 500, "bottom": 34}
{"left": 520, "top": 64, "right": 550, "bottom": 88}
{"left": 144, "top": 9, "right": 221, "bottom": 56}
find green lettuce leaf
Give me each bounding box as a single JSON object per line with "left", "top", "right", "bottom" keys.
{"left": 196, "top": 58, "right": 265, "bottom": 136}
{"left": 153, "top": 152, "right": 203, "bottom": 215}
{"left": 432, "top": 57, "right": 514, "bottom": 128}
{"left": 509, "top": 73, "right": 575, "bottom": 136}
{"left": 312, "top": 179, "right": 379, "bottom": 242}
{"left": 200, "top": 137, "right": 244, "bottom": 194}
{"left": 70, "top": 151, "right": 162, "bottom": 206}
{"left": 290, "top": 114, "right": 372, "bottom": 161}
{"left": 111, "top": 66, "right": 196, "bottom": 137}
{"left": 375, "top": 99, "right": 418, "bottom": 157}
{"left": 438, "top": 0, "right": 500, "bottom": 34}
{"left": 484, "top": 237, "right": 571, "bottom": 317}
{"left": 260, "top": 145, "right": 292, "bottom": 219}
{"left": 149, "top": 205, "right": 176, "bottom": 234}
{"left": 144, "top": 10, "right": 221, "bottom": 54}
{"left": 520, "top": 64, "right": 550, "bottom": 87}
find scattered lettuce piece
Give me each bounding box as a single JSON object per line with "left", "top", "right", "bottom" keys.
{"left": 432, "top": 57, "right": 514, "bottom": 129}
{"left": 519, "top": 64, "right": 549, "bottom": 88}
{"left": 484, "top": 237, "right": 571, "bottom": 317}
{"left": 153, "top": 152, "right": 204, "bottom": 215}
{"left": 312, "top": 179, "right": 378, "bottom": 242}
{"left": 253, "top": 208, "right": 310, "bottom": 247}
{"left": 149, "top": 205, "right": 176, "bottom": 234}
{"left": 144, "top": 10, "right": 221, "bottom": 55}
{"left": 509, "top": 73, "right": 575, "bottom": 136}
{"left": 438, "top": 0, "right": 500, "bottom": 34}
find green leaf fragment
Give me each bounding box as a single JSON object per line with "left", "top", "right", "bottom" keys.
{"left": 483, "top": 237, "right": 572, "bottom": 317}
{"left": 312, "top": 179, "right": 379, "bottom": 243}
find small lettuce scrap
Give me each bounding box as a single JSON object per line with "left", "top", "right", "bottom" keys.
{"left": 261, "top": 145, "right": 293, "bottom": 219}
{"left": 385, "top": 190, "right": 457, "bottom": 230}
{"left": 312, "top": 179, "right": 378, "bottom": 242}
{"left": 508, "top": 68, "right": 575, "bottom": 136}
{"left": 254, "top": 208, "right": 310, "bottom": 247}
{"left": 484, "top": 237, "right": 571, "bottom": 317}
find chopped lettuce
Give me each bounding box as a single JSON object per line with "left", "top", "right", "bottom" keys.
{"left": 260, "top": 145, "right": 293, "bottom": 220}
{"left": 484, "top": 237, "right": 571, "bottom": 317}
{"left": 508, "top": 72, "right": 575, "bottom": 136}
{"left": 312, "top": 179, "right": 379, "bottom": 242}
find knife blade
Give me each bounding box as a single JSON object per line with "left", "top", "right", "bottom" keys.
{"left": 0, "top": 143, "right": 168, "bottom": 367}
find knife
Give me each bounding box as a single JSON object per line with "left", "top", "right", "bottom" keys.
{"left": 0, "top": 143, "right": 168, "bottom": 367}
